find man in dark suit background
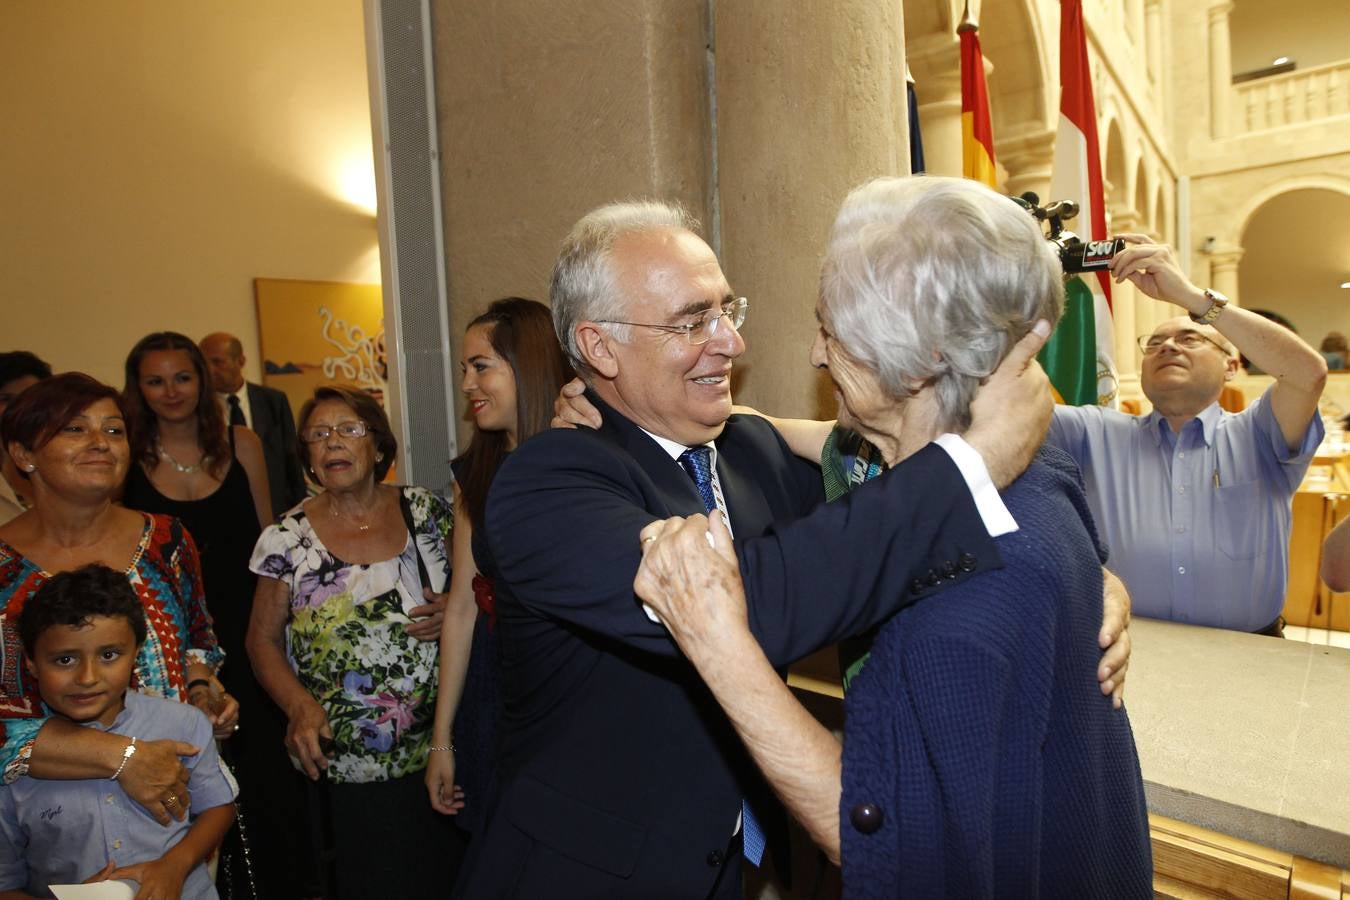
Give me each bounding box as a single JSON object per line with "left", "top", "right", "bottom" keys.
{"left": 453, "top": 201, "right": 1054, "bottom": 899}
{"left": 200, "top": 331, "right": 308, "bottom": 515}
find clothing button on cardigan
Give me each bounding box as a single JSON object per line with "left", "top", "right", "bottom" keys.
{"left": 706, "top": 850, "right": 724, "bottom": 867}
{"left": 957, "top": 551, "right": 978, "bottom": 572}
{"left": 849, "top": 802, "right": 885, "bottom": 834}
{"left": 909, "top": 578, "right": 925, "bottom": 594}
{"left": 925, "top": 569, "right": 941, "bottom": 587}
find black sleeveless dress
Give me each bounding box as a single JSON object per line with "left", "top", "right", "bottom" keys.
{"left": 123, "top": 437, "right": 312, "bottom": 899}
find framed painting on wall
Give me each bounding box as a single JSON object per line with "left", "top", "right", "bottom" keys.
{"left": 253, "top": 278, "right": 386, "bottom": 419}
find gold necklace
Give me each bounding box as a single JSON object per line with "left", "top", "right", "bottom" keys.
{"left": 157, "top": 441, "right": 209, "bottom": 475}
{"left": 330, "top": 498, "right": 373, "bottom": 532}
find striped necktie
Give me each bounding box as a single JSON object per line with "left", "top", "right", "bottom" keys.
{"left": 676, "top": 446, "right": 766, "bottom": 868}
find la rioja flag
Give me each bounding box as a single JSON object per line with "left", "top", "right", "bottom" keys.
{"left": 1040, "top": 0, "right": 1117, "bottom": 406}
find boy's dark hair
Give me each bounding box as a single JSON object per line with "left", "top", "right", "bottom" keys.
{"left": 19, "top": 565, "right": 147, "bottom": 657}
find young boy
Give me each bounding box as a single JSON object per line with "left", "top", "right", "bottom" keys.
{"left": 0, "top": 564, "right": 234, "bottom": 899}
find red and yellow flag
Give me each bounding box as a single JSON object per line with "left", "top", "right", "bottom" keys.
{"left": 959, "top": 21, "right": 998, "bottom": 188}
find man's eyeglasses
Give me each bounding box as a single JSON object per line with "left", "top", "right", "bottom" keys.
{"left": 300, "top": 421, "right": 368, "bottom": 443}
{"left": 1137, "top": 331, "right": 1228, "bottom": 355}
{"left": 597, "top": 297, "right": 749, "bottom": 346}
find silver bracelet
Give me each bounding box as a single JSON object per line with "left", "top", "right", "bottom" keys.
{"left": 428, "top": 743, "right": 455, "bottom": 753}
{"left": 111, "top": 737, "right": 137, "bottom": 781}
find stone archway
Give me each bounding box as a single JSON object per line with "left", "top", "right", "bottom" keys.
{"left": 1237, "top": 183, "right": 1350, "bottom": 347}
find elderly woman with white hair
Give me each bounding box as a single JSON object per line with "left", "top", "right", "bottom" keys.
{"left": 634, "top": 175, "right": 1153, "bottom": 897}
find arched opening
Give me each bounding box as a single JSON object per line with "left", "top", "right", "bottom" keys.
{"left": 1239, "top": 188, "right": 1350, "bottom": 356}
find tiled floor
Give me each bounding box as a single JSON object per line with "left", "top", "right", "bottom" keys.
{"left": 1283, "top": 624, "right": 1350, "bottom": 648}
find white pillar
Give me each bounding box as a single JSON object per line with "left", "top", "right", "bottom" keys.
{"left": 1209, "top": 246, "right": 1244, "bottom": 304}
{"left": 1208, "top": 2, "right": 1234, "bottom": 139}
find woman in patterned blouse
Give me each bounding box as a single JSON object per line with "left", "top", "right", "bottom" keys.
{"left": 246, "top": 384, "right": 462, "bottom": 896}
{"left": 0, "top": 373, "right": 232, "bottom": 823}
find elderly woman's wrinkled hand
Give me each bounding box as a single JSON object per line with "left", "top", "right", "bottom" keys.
{"left": 634, "top": 511, "right": 747, "bottom": 658}
{"left": 406, "top": 586, "right": 447, "bottom": 642}
{"left": 119, "top": 739, "right": 196, "bottom": 826}
{"left": 286, "top": 696, "right": 335, "bottom": 781}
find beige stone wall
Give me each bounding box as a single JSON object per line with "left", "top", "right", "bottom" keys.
{"left": 0, "top": 1, "right": 378, "bottom": 386}
{"left": 431, "top": 1, "right": 713, "bottom": 442}
{"left": 431, "top": 0, "right": 913, "bottom": 430}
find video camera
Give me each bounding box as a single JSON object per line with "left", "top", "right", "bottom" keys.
{"left": 1013, "top": 192, "right": 1124, "bottom": 275}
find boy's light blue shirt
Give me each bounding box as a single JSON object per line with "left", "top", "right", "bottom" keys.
{"left": 0, "top": 690, "right": 234, "bottom": 899}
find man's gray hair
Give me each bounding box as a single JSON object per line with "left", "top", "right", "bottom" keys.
{"left": 820, "top": 175, "right": 1064, "bottom": 432}
{"left": 550, "top": 200, "right": 700, "bottom": 376}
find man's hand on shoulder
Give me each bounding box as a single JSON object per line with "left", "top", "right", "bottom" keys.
{"left": 965, "top": 321, "right": 1053, "bottom": 489}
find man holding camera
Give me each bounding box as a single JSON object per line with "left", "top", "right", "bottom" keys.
{"left": 1048, "top": 234, "right": 1327, "bottom": 635}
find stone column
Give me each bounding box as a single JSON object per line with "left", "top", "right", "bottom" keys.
{"left": 1209, "top": 245, "right": 1244, "bottom": 304}
{"left": 906, "top": 33, "right": 963, "bottom": 178}
{"left": 430, "top": 1, "right": 712, "bottom": 444}
{"left": 715, "top": 1, "right": 908, "bottom": 418}
{"left": 1207, "top": 1, "right": 1234, "bottom": 139}
{"left": 1000, "top": 128, "right": 1057, "bottom": 204}
{"left": 1145, "top": 0, "right": 1163, "bottom": 87}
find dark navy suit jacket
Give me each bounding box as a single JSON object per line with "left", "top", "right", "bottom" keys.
{"left": 455, "top": 394, "right": 1000, "bottom": 899}
{"left": 245, "top": 381, "right": 307, "bottom": 515}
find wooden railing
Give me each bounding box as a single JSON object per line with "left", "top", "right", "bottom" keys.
{"left": 1234, "top": 59, "right": 1350, "bottom": 133}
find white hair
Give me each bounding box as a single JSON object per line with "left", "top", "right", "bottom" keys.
{"left": 820, "top": 175, "right": 1064, "bottom": 432}
{"left": 550, "top": 200, "right": 700, "bottom": 376}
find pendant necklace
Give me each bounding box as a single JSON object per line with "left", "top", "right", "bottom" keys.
{"left": 157, "top": 442, "right": 209, "bottom": 475}
{"left": 331, "top": 500, "right": 372, "bottom": 532}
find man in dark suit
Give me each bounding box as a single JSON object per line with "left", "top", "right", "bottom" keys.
{"left": 200, "top": 332, "right": 307, "bottom": 515}
{"left": 454, "top": 202, "right": 1050, "bottom": 899}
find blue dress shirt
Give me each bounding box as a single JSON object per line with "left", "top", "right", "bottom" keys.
{"left": 1048, "top": 388, "right": 1322, "bottom": 631}
{"left": 0, "top": 690, "right": 235, "bottom": 899}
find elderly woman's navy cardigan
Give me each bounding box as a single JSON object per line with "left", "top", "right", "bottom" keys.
{"left": 840, "top": 447, "right": 1153, "bottom": 898}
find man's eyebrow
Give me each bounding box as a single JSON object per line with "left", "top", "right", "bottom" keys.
{"left": 674, "top": 299, "right": 716, "bottom": 317}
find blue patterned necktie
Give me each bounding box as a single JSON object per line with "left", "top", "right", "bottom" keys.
{"left": 676, "top": 446, "right": 766, "bottom": 867}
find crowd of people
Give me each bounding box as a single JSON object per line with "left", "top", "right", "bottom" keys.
{"left": 0, "top": 173, "right": 1338, "bottom": 899}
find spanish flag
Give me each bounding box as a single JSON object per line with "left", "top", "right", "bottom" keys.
{"left": 959, "top": 17, "right": 998, "bottom": 188}
{"left": 1039, "top": 0, "right": 1117, "bottom": 406}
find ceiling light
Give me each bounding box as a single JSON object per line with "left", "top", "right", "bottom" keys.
{"left": 1272, "top": 56, "right": 1290, "bottom": 66}
{"left": 1341, "top": 281, "right": 1350, "bottom": 289}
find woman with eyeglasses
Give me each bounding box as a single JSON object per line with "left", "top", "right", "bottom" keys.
{"left": 424, "top": 298, "right": 573, "bottom": 831}
{"left": 246, "top": 384, "right": 463, "bottom": 895}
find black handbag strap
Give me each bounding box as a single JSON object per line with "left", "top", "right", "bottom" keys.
{"left": 397, "top": 488, "right": 434, "bottom": 594}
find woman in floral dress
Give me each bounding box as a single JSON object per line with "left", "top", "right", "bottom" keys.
{"left": 246, "top": 385, "right": 462, "bottom": 895}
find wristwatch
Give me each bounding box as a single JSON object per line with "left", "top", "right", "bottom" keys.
{"left": 1190, "top": 289, "right": 1229, "bottom": 325}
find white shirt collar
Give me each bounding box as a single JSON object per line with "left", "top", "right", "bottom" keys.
{"left": 638, "top": 427, "right": 718, "bottom": 468}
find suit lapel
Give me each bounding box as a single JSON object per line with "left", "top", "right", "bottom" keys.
{"left": 588, "top": 391, "right": 706, "bottom": 517}
{"left": 714, "top": 423, "right": 775, "bottom": 537}
{"left": 246, "top": 383, "right": 271, "bottom": 431}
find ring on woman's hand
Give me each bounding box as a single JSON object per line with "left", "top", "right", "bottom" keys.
{"left": 164, "top": 794, "right": 179, "bottom": 808}
{"left": 641, "top": 535, "right": 656, "bottom": 545}
{"left": 233, "top": 723, "right": 240, "bottom": 732}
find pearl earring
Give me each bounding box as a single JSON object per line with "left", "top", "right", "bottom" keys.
{"left": 24, "top": 465, "right": 35, "bottom": 472}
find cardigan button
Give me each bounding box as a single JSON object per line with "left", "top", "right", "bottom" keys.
{"left": 941, "top": 560, "right": 958, "bottom": 579}
{"left": 909, "top": 577, "right": 925, "bottom": 594}
{"left": 925, "top": 569, "right": 941, "bottom": 587}
{"left": 957, "top": 552, "right": 977, "bottom": 572}
{"left": 706, "top": 849, "right": 723, "bottom": 867}
{"left": 849, "top": 802, "right": 884, "bottom": 834}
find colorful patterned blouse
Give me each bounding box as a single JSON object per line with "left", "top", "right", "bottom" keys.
{"left": 248, "top": 486, "right": 451, "bottom": 784}
{"left": 0, "top": 514, "right": 224, "bottom": 781}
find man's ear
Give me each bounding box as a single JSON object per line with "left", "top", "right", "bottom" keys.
{"left": 1223, "top": 355, "right": 1240, "bottom": 382}
{"left": 575, "top": 322, "right": 620, "bottom": 380}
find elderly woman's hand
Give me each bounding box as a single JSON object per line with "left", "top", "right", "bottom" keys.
{"left": 285, "top": 695, "right": 335, "bottom": 781}
{"left": 406, "top": 586, "right": 447, "bottom": 642}
{"left": 119, "top": 738, "right": 197, "bottom": 825}
{"left": 634, "top": 511, "right": 748, "bottom": 659}
{"left": 187, "top": 673, "right": 239, "bottom": 741}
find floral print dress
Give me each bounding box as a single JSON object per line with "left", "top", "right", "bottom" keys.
{"left": 248, "top": 487, "right": 451, "bottom": 784}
